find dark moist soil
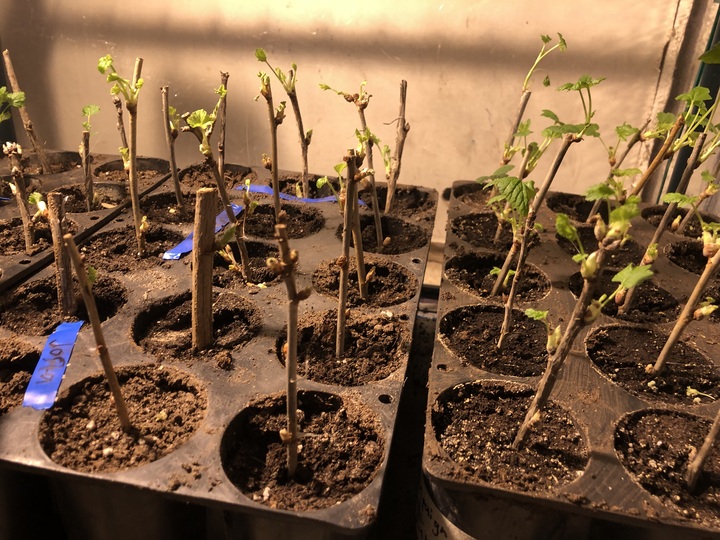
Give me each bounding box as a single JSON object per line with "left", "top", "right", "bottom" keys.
{"left": 221, "top": 390, "right": 384, "bottom": 512}
{"left": 451, "top": 212, "right": 513, "bottom": 251}
{"left": 39, "top": 364, "right": 206, "bottom": 473}
{"left": 556, "top": 224, "right": 644, "bottom": 269}
{"left": 213, "top": 240, "right": 280, "bottom": 288}
{"left": 0, "top": 337, "right": 39, "bottom": 415}
{"left": 178, "top": 163, "right": 254, "bottom": 192}
{"left": 133, "top": 290, "right": 262, "bottom": 369}
{"left": 56, "top": 183, "right": 127, "bottom": 213}
{"left": 666, "top": 240, "right": 716, "bottom": 276}
{"left": 312, "top": 256, "right": 418, "bottom": 307}
{"left": 453, "top": 182, "right": 491, "bottom": 209}
{"left": 568, "top": 270, "right": 679, "bottom": 324}
{"left": 615, "top": 409, "right": 720, "bottom": 526}
{"left": 338, "top": 214, "right": 430, "bottom": 255}
{"left": 546, "top": 191, "right": 609, "bottom": 223}
{"left": 246, "top": 203, "right": 324, "bottom": 239}
{"left": 141, "top": 191, "right": 209, "bottom": 225}
{"left": 438, "top": 303, "right": 548, "bottom": 377}
{"left": 585, "top": 325, "right": 720, "bottom": 405}
{"left": 93, "top": 158, "right": 170, "bottom": 192}
{"left": 18, "top": 151, "right": 81, "bottom": 175}
{"left": 278, "top": 309, "right": 409, "bottom": 386}
{"left": 432, "top": 381, "right": 588, "bottom": 492}
{"left": 0, "top": 216, "right": 78, "bottom": 256}
{"left": 275, "top": 173, "right": 333, "bottom": 199}
{"left": 360, "top": 184, "right": 436, "bottom": 225}
{"left": 641, "top": 205, "right": 716, "bottom": 239}
{"left": 78, "top": 225, "right": 184, "bottom": 273}
{"left": 444, "top": 250, "right": 550, "bottom": 302}
{"left": 0, "top": 275, "right": 127, "bottom": 336}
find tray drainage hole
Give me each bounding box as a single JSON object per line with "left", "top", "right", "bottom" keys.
{"left": 378, "top": 394, "right": 393, "bottom": 404}
{"left": 90, "top": 215, "right": 99, "bottom": 221}
{"left": 115, "top": 218, "right": 124, "bottom": 223}
{"left": 18, "top": 259, "right": 31, "bottom": 265}
{"left": 411, "top": 257, "right": 421, "bottom": 264}
{"left": 436, "top": 363, "right": 447, "bottom": 371}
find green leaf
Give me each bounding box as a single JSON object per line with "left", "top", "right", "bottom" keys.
{"left": 487, "top": 176, "right": 534, "bottom": 216}
{"left": 334, "top": 162, "right": 347, "bottom": 176}
{"left": 0, "top": 111, "right": 10, "bottom": 123}
{"left": 557, "top": 33, "right": 567, "bottom": 51}
{"left": 215, "top": 84, "right": 227, "bottom": 98}
{"left": 609, "top": 201, "right": 640, "bottom": 223}
{"left": 542, "top": 76, "right": 551, "bottom": 87}
{"left": 555, "top": 213, "right": 577, "bottom": 241}
{"left": 585, "top": 183, "right": 615, "bottom": 201}
{"left": 7, "top": 91, "right": 24, "bottom": 108}
{"left": 663, "top": 192, "right": 697, "bottom": 207}
{"left": 28, "top": 192, "right": 43, "bottom": 205}
{"left": 185, "top": 109, "right": 213, "bottom": 130}
{"left": 700, "top": 42, "right": 720, "bottom": 64}
{"left": 515, "top": 119, "right": 532, "bottom": 138}
{"left": 477, "top": 164, "right": 514, "bottom": 183}
{"left": 582, "top": 123, "right": 601, "bottom": 138}
{"left": 82, "top": 104, "right": 100, "bottom": 117}
{"left": 611, "top": 167, "right": 642, "bottom": 177}
{"left": 616, "top": 122, "right": 639, "bottom": 141}
{"left": 676, "top": 86, "right": 712, "bottom": 107}
{"left": 541, "top": 35, "right": 551, "bottom": 44}
{"left": 86, "top": 266, "right": 98, "bottom": 286}
{"left": 255, "top": 48, "right": 267, "bottom": 62}
{"left": 611, "top": 264, "right": 654, "bottom": 289}
{"left": 97, "top": 54, "right": 114, "bottom": 74}
{"left": 541, "top": 109, "right": 560, "bottom": 123}
{"left": 524, "top": 308, "right": 548, "bottom": 321}
{"left": 316, "top": 176, "right": 329, "bottom": 189}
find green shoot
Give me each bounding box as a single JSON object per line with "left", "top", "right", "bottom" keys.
{"left": 0, "top": 85, "right": 24, "bottom": 124}
{"left": 522, "top": 33, "right": 567, "bottom": 92}
{"left": 524, "top": 308, "right": 561, "bottom": 354}
{"left": 81, "top": 104, "right": 100, "bottom": 132}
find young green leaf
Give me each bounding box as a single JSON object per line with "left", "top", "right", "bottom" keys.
{"left": 662, "top": 192, "right": 697, "bottom": 207}
{"left": 524, "top": 308, "right": 548, "bottom": 321}
{"left": 585, "top": 183, "right": 616, "bottom": 201}
{"left": 255, "top": 48, "right": 268, "bottom": 62}
{"left": 555, "top": 213, "right": 578, "bottom": 242}
{"left": 611, "top": 263, "right": 654, "bottom": 289}
{"left": 700, "top": 42, "right": 720, "bottom": 64}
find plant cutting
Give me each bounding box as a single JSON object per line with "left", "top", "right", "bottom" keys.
{"left": 2, "top": 49, "right": 50, "bottom": 173}
{"left": 181, "top": 84, "right": 252, "bottom": 282}
{"left": 267, "top": 223, "right": 312, "bottom": 477}
{"left": 79, "top": 104, "right": 100, "bottom": 211}
{"left": 256, "top": 48, "right": 312, "bottom": 199}
{"left": 502, "top": 33, "right": 566, "bottom": 165}
{"left": 382, "top": 80, "right": 410, "bottom": 214}
{"left": 255, "top": 68, "right": 286, "bottom": 222}
{"left": 513, "top": 204, "right": 653, "bottom": 448}
{"left": 492, "top": 74, "right": 604, "bottom": 347}
{"left": 47, "top": 191, "right": 75, "bottom": 316}
{"left": 3, "top": 141, "right": 35, "bottom": 253}
{"left": 62, "top": 234, "right": 132, "bottom": 432}
{"left": 320, "top": 81, "right": 383, "bottom": 247}
{"left": 161, "top": 86, "right": 185, "bottom": 213}
{"left": 97, "top": 54, "right": 147, "bottom": 257}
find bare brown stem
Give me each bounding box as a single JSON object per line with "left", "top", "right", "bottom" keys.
{"left": 63, "top": 234, "right": 132, "bottom": 431}
{"left": 357, "top": 108, "right": 383, "bottom": 249}
{"left": 125, "top": 58, "right": 146, "bottom": 257}
{"left": 217, "top": 72, "right": 229, "bottom": 189}
{"left": 336, "top": 150, "right": 359, "bottom": 357}
{"left": 112, "top": 94, "right": 129, "bottom": 151}
{"left": 686, "top": 405, "right": 720, "bottom": 492}
{"left": 504, "top": 90, "right": 531, "bottom": 163}
{"left": 80, "top": 130, "right": 93, "bottom": 211}
{"left": 2, "top": 49, "right": 50, "bottom": 173}
{"left": 384, "top": 80, "right": 409, "bottom": 214}
{"left": 630, "top": 115, "right": 684, "bottom": 198}
{"left": 161, "top": 86, "right": 184, "bottom": 211}
{"left": 47, "top": 192, "right": 76, "bottom": 316}
{"left": 192, "top": 188, "right": 217, "bottom": 352}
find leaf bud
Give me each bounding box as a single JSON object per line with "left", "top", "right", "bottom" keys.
{"left": 580, "top": 251, "right": 598, "bottom": 279}
{"left": 592, "top": 215, "right": 606, "bottom": 242}
{"left": 583, "top": 299, "right": 602, "bottom": 323}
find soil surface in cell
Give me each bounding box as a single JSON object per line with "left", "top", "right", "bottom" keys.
{"left": 641, "top": 205, "right": 715, "bottom": 239}
{"left": 432, "top": 381, "right": 588, "bottom": 492}
{"left": 546, "top": 191, "right": 609, "bottom": 223}
{"left": 666, "top": 240, "right": 717, "bottom": 277}
{"left": 179, "top": 162, "right": 255, "bottom": 192}
{"left": 0, "top": 216, "right": 78, "bottom": 256}
{"left": 78, "top": 225, "right": 184, "bottom": 273}
{"left": 586, "top": 325, "right": 720, "bottom": 405}
{"left": 439, "top": 304, "right": 548, "bottom": 377}
{"left": 616, "top": 409, "right": 720, "bottom": 527}
{"left": 18, "top": 151, "right": 81, "bottom": 175}
{"left": 39, "top": 364, "right": 206, "bottom": 473}
{"left": 450, "top": 212, "right": 514, "bottom": 251}
{"left": 221, "top": 390, "right": 384, "bottom": 512}
{"left": 0, "top": 337, "right": 39, "bottom": 415}
{"left": 444, "top": 251, "right": 550, "bottom": 301}
{"left": 569, "top": 270, "right": 679, "bottom": 324}
{"left": 338, "top": 214, "right": 430, "bottom": 255}
{"left": 56, "top": 184, "right": 127, "bottom": 213}
{"left": 556, "top": 224, "right": 644, "bottom": 269}
{"left": 453, "top": 182, "right": 491, "bottom": 209}
{"left": 313, "top": 256, "right": 418, "bottom": 307}
{"left": 360, "top": 184, "right": 437, "bottom": 225}
{"left": 134, "top": 291, "right": 261, "bottom": 369}
{"left": 0, "top": 275, "right": 127, "bottom": 336}
{"left": 246, "top": 203, "right": 324, "bottom": 239}
{"left": 278, "top": 309, "right": 409, "bottom": 386}
{"left": 213, "top": 240, "right": 280, "bottom": 288}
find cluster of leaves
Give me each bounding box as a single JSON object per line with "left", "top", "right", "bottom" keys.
{"left": 97, "top": 55, "right": 143, "bottom": 104}
{"left": 82, "top": 104, "right": 100, "bottom": 132}
{"left": 0, "top": 86, "right": 24, "bottom": 124}
{"left": 184, "top": 84, "right": 227, "bottom": 156}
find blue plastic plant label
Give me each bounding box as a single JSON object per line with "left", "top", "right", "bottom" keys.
{"left": 22, "top": 321, "right": 83, "bottom": 410}
{"left": 162, "top": 203, "right": 244, "bottom": 260}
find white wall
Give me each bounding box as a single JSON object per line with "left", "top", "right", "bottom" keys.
{"left": 0, "top": 0, "right": 716, "bottom": 240}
